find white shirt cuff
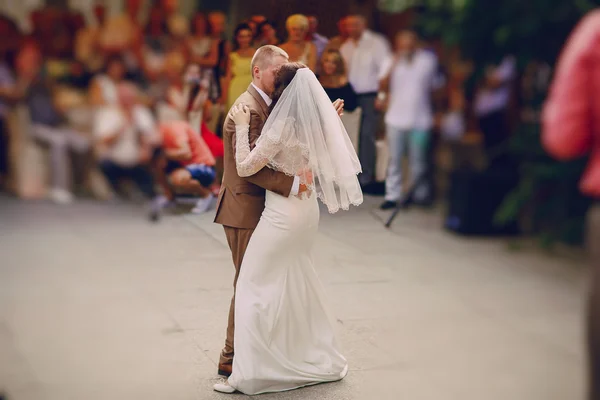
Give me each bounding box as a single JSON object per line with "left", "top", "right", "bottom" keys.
{"left": 290, "top": 176, "right": 300, "bottom": 196}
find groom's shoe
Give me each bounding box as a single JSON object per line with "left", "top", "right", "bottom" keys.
{"left": 213, "top": 381, "right": 236, "bottom": 394}
{"left": 217, "top": 363, "right": 232, "bottom": 377}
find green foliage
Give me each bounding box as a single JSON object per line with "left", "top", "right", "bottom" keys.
{"left": 416, "top": 0, "right": 596, "bottom": 64}
{"left": 493, "top": 121, "right": 590, "bottom": 246}
{"left": 415, "top": 0, "right": 600, "bottom": 246}
{"left": 378, "top": 0, "right": 421, "bottom": 13}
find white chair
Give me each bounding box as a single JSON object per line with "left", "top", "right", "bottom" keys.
{"left": 340, "top": 107, "right": 361, "bottom": 154}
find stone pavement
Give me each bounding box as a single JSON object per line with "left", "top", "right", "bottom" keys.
{"left": 0, "top": 195, "right": 588, "bottom": 400}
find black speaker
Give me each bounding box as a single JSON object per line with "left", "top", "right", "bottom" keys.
{"left": 445, "top": 167, "right": 520, "bottom": 236}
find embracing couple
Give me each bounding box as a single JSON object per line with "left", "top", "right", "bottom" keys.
{"left": 213, "top": 45, "right": 363, "bottom": 395}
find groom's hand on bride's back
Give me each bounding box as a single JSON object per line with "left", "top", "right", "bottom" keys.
{"left": 298, "top": 170, "right": 314, "bottom": 195}
{"left": 301, "top": 169, "right": 314, "bottom": 185}
{"left": 298, "top": 183, "right": 310, "bottom": 195}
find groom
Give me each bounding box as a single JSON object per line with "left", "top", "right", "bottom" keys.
{"left": 214, "top": 45, "right": 343, "bottom": 377}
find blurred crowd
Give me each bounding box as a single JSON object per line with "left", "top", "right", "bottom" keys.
{"left": 0, "top": 0, "right": 518, "bottom": 221}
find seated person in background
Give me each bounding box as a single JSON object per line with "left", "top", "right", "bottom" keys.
{"left": 89, "top": 55, "right": 127, "bottom": 107}
{"left": 99, "top": 12, "right": 145, "bottom": 83}
{"left": 25, "top": 48, "right": 91, "bottom": 204}
{"left": 318, "top": 49, "right": 358, "bottom": 112}
{"left": 74, "top": 4, "right": 106, "bottom": 74}
{"left": 139, "top": 7, "right": 171, "bottom": 85}
{"left": 0, "top": 51, "right": 24, "bottom": 191}
{"left": 94, "top": 82, "right": 165, "bottom": 221}
{"left": 59, "top": 60, "right": 94, "bottom": 90}
{"left": 159, "top": 120, "right": 217, "bottom": 214}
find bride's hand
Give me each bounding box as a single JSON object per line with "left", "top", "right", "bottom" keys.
{"left": 332, "top": 98, "right": 344, "bottom": 116}
{"left": 229, "top": 104, "right": 251, "bottom": 125}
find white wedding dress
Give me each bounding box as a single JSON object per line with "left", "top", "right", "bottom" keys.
{"left": 228, "top": 190, "right": 348, "bottom": 395}
{"left": 222, "top": 68, "right": 363, "bottom": 395}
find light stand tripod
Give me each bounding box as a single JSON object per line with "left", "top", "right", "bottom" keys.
{"left": 384, "top": 174, "right": 429, "bottom": 229}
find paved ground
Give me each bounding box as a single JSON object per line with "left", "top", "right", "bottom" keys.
{"left": 0, "top": 194, "right": 588, "bottom": 400}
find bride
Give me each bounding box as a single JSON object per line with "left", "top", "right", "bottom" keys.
{"left": 214, "top": 63, "right": 363, "bottom": 395}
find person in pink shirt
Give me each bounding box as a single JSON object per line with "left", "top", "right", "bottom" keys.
{"left": 159, "top": 120, "right": 217, "bottom": 214}
{"left": 542, "top": 10, "right": 600, "bottom": 399}
{"left": 543, "top": 11, "right": 600, "bottom": 197}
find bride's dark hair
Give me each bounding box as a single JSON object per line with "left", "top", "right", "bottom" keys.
{"left": 269, "top": 62, "right": 307, "bottom": 112}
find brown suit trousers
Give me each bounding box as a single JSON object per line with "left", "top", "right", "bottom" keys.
{"left": 220, "top": 226, "right": 254, "bottom": 366}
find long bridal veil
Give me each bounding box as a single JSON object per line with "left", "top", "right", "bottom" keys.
{"left": 257, "top": 67, "right": 363, "bottom": 213}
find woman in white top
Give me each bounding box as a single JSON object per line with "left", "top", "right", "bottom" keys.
{"left": 279, "top": 14, "right": 317, "bottom": 72}
{"left": 89, "top": 55, "right": 127, "bottom": 106}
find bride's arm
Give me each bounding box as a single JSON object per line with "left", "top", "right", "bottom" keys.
{"left": 231, "top": 105, "right": 282, "bottom": 177}
{"left": 234, "top": 124, "right": 278, "bottom": 177}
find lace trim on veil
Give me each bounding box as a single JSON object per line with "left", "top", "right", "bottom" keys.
{"left": 234, "top": 68, "right": 364, "bottom": 214}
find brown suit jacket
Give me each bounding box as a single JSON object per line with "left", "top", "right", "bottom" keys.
{"left": 214, "top": 85, "right": 295, "bottom": 229}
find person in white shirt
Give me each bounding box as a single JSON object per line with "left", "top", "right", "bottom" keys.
{"left": 376, "top": 30, "right": 440, "bottom": 209}
{"left": 94, "top": 82, "right": 165, "bottom": 221}
{"left": 340, "top": 15, "right": 391, "bottom": 187}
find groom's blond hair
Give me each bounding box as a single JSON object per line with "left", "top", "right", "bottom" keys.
{"left": 251, "top": 45, "right": 289, "bottom": 70}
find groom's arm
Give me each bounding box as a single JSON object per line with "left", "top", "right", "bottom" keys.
{"left": 228, "top": 111, "right": 297, "bottom": 197}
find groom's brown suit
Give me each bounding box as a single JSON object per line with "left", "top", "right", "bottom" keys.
{"left": 214, "top": 84, "right": 294, "bottom": 373}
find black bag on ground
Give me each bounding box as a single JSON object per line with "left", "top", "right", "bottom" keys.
{"left": 445, "top": 166, "right": 520, "bottom": 236}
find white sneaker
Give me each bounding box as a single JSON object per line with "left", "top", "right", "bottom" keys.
{"left": 49, "top": 188, "right": 74, "bottom": 205}
{"left": 191, "top": 195, "right": 215, "bottom": 214}
{"left": 213, "top": 381, "right": 235, "bottom": 394}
